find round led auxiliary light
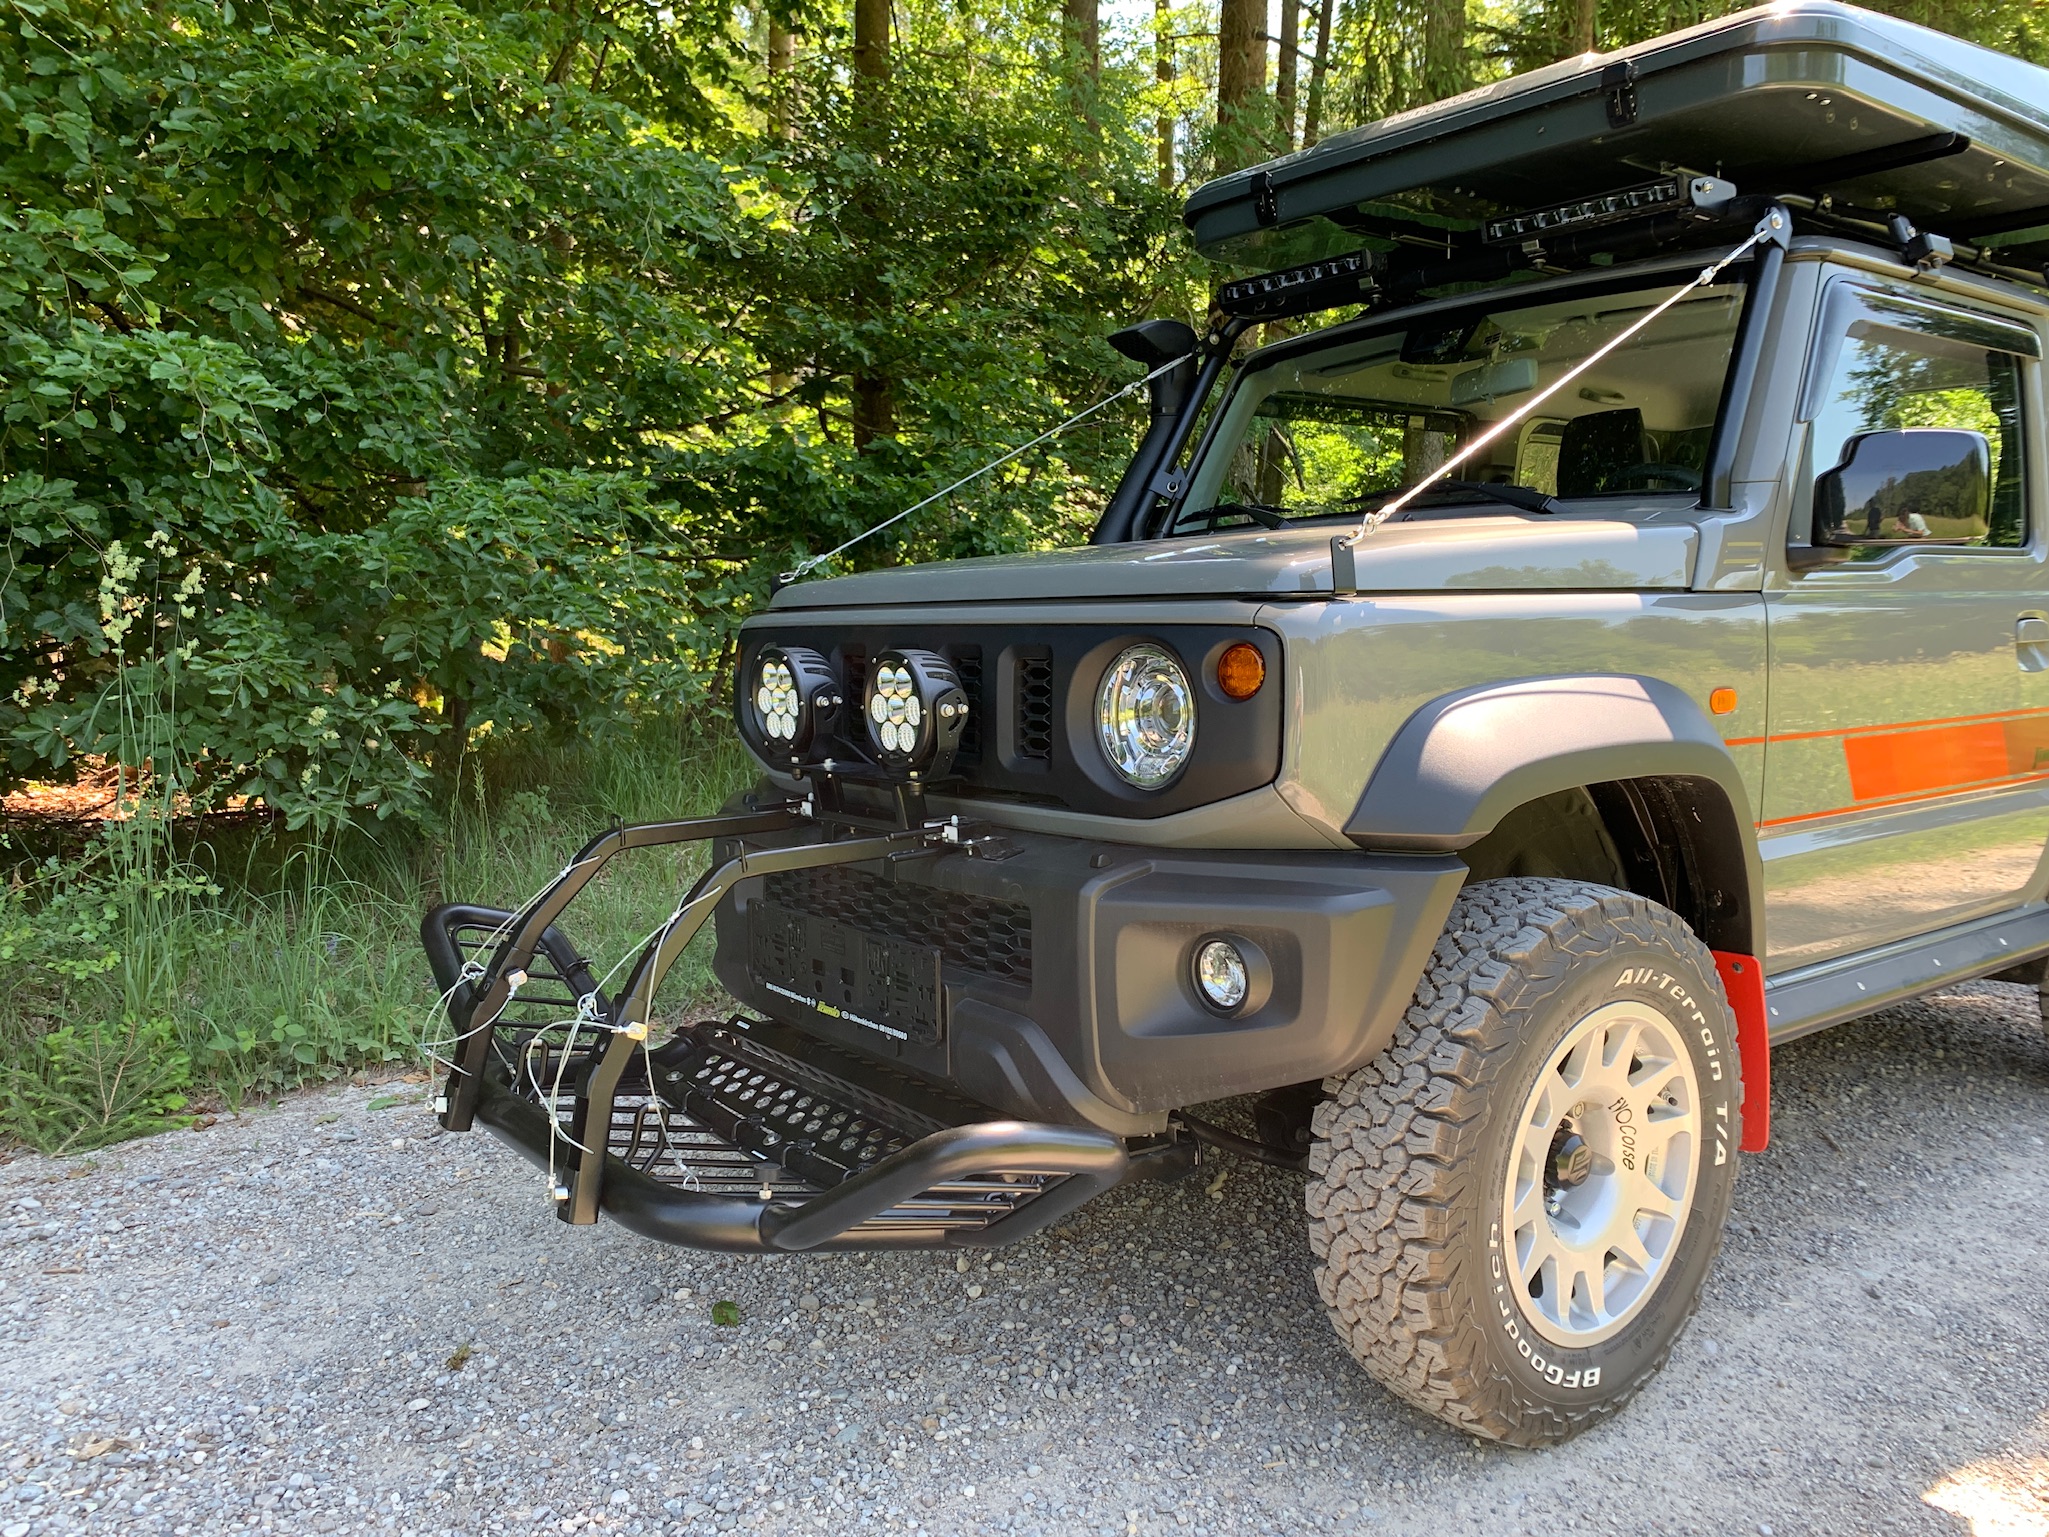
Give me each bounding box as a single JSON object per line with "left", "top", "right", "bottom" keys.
{"left": 748, "top": 645, "right": 842, "bottom": 759}
{"left": 865, "top": 648, "right": 970, "bottom": 778}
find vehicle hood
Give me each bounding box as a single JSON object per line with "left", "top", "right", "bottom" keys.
{"left": 767, "top": 516, "right": 1699, "bottom": 609}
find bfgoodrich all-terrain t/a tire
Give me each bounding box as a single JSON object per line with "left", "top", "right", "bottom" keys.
{"left": 1307, "top": 878, "right": 1742, "bottom": 1447}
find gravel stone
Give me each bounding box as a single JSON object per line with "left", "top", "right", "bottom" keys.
{"left": 0, "top": 983, "right": 2045, "bottom": 1533}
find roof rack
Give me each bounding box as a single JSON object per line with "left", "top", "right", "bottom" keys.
{"left": 1190, "top": 2, "right": 2049, "bottom": 292}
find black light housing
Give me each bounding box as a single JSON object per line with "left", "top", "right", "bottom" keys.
{"left": 864, "top": 648, "right": 969, "bottom": 779}
{"left": 746, "top": 644, "right": 843, "bottom": 763}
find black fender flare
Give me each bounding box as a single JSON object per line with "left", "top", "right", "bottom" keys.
{"left": 1344, "top": 674, "right": 1762, "bottom": 953}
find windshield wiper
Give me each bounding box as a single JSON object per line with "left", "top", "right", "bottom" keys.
{"left": 1185, "top": 501, "right": 1290, "bottom": 532}
{"left": 1354, "top": 480, "right": 1559, "bottom": 518}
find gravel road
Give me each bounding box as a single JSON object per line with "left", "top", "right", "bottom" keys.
{"left": 3, "top": 981, "right": 2047, "bottom": 1537}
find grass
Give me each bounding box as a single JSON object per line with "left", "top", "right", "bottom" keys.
{"left": 0, "top": 718, "right": 755, "bottom": 1154}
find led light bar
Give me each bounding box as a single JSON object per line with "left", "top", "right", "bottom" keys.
{"left": 1216, "top": 249, "right": 1382, "bottom": 319}
{"left": 1483, "top": 175, "right": 1736, "bottom": 245}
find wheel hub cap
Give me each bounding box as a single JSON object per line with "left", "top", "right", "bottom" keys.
{"left": 1502, "top": 999, "right": 1701, "bottom": 1348}
{"left": 1550, "top": 1132, "right": 1594, "bottom": 1189}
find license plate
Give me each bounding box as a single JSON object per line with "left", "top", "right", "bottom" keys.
{"left": 747, "top": 900, "right": 943, "bottom": 1045}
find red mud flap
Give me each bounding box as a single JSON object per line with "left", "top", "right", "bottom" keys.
{"left": 1712, "top": 950, "right": 1770, "bottom": 1153}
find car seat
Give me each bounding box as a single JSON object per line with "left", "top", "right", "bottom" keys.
{"left": 1557, "top": 407, "right": 1648, "bottom": 497}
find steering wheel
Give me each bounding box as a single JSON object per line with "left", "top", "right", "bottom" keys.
{"left": 1603, "top": 463, "right": 1701, "bottom": 492}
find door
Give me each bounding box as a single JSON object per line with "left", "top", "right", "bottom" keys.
{"left": 1759, "top": 279, "right": 2049, "bottom": 973}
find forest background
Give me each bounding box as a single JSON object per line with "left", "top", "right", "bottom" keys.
{"left": 2, "top": 0, "right": 2042, "bottom": 1148}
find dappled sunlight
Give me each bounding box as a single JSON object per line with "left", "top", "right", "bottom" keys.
{"left": 1923, "top": 1424, "right": 2049, "bottom": 1535}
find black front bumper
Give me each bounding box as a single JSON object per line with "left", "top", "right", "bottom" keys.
{"left": 712, "top": 815, "right": 1467, "bottom": 1131}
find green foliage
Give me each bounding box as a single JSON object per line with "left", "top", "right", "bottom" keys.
{"left": 0, "top": 830, "right": 205, "bottom": 1149}
{"left": 0, "top": 720, "right": 753, "bottom": 1149}
{"left": 0, "top": 0, "right": 1195, "bottom": 831}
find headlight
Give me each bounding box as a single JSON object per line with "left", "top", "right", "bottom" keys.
{"left": 747, "top": 645, "right": 841, "bottom": 759}
{"left": 1096, "top": 643, "right": 1195, "bottom": 788}
{"left": 864, "top": 647, "right": 969, "bottom": 777}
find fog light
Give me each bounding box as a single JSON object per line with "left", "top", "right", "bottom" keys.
{"left": 1194, "top": 938, "right": 1250, "bottom": 1013}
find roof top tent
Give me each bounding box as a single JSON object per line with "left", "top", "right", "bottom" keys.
{"left": 1185, "top": 1, "right": 2049, "bottom": 282}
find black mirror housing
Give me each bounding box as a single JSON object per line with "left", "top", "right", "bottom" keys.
{"left": 1814, "top": 428, "right": 1991, "bottom": 548}
{"left": 1108, "top": 319, "right": 1200, "bottom": 368}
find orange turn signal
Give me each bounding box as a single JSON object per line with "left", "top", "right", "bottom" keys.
{"left": 1217, "top": 642, "right": 1266, "bottom": 700}
{"left": 1709, "top": 687, "right": 1738, "bottom": 716}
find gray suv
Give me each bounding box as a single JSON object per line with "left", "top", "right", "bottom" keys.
{"left": 425, "top": 1, "right": 2049, "bottom": 1444}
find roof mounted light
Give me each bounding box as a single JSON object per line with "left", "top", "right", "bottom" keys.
{"left": 1216, "top": 249, "right": 1382, "bottom": 320}
{"left": 1482, "top": 174, "right": 1737, "bottom": 246}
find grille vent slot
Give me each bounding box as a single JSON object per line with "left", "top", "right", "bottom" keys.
{"left": 839, "top": 646, "right": 869, "bottom": 713}
{"left": 1017, "top": 652, "right": 1055, "bottom": 763}
{"left": 761, "top": 866, "right": 1032, "bottom": 986}
{"left": 951, "top": 645, "right": 984, "bottom": 765}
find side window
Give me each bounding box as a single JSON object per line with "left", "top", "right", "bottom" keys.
{"left": 1806, "top": 298, "right": 2032, "bottom": 551}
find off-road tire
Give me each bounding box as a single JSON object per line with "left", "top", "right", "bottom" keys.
{"left": 1307, "top": 878, "right": 1742, "bottom": 1446}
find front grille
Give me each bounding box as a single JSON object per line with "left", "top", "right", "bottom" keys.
{"left": 841, "top": 646, "right": 869, "bottom": 712}
{"left": 953, "top": 645, "right": 984, "bottom": 765}
{"left": 1017, "top": 653, "right": 1055, "bottom": 762}
{"left": 761, "top": 866, "right": 1032, "bottom": 986}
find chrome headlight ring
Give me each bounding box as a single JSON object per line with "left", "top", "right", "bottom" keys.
{"left": 1096, "top": 642, "right": 1195, "bottom": 789}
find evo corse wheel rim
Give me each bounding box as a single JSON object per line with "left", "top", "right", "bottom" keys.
{"left": 1501, "top": 999, "right": 1703, "bottom": 1349}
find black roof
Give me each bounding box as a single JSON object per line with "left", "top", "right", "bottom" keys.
{"left": 1186, "top": 2, "right": 2049, "bottom": 274}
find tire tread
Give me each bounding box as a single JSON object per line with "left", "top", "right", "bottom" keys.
{"left": 1306, "top": 877, "right": 1734, "bottom": 1446}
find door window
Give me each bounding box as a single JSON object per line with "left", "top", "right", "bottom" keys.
{"left": 1804, "top": 293, "right": 2033, "bottom": 550}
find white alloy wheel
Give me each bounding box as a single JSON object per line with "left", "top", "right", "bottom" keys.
{"left": 1502, "top": 999, "right": 1700, "bottom": 1347}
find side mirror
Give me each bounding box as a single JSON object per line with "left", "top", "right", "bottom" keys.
{"left": 1813, "top": 428, "right": 1990, "bottom": 548}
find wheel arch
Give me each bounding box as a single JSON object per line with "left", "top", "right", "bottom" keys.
{"left": 1345, "top": 675, "right": 1762, "bottom": 957}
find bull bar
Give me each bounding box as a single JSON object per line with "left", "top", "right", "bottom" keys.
{"left": 421, "top": 803, "right": 1171, "bottom": 1252}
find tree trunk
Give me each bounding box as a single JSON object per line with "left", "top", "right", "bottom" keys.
{"left": 1155, "top": 0, "right": 1174, "bottom": 186}
{"left": 1566, "top": 0, "right": 1597, "bottom": 56}
{"left": 767, "top": 25, "right": 796, "bottom": 392}
{"left": 1216, "top": 0, "right": 1263, "bottom": 170}
{"left": 1422, "top": 0, "right": 1469, "bottom": 105}
{"left": 853, "top": 0, "right": 890, "bottom": 99}
{"left": 1302, "top": 0, "right": 1336, "bottom": 146}
{"left": 1276, "top": 0, "right": 1301, "bottom": 151}
{"left": 852, "top": 0, "right": 895, "bottom": 451}
{"left": 1064, "top": 0, "right": 1100, "bottom": 144}
{"left": 1062, "top": 0, "right": 1099, "bottom": 85}
{"left": 852, "top": 373, "right": 895, "bottom": 451}
{"left": 768, "top": 21, "right": 795, "bottom": 139}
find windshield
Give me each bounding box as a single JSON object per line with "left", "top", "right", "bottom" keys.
{"left": 1172, "top": 273, "right": 1747, "bottom": 534}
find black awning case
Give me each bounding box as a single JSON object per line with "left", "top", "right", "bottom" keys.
{"left": 1186, "top": 1, "right": 2049, "bottom": 271}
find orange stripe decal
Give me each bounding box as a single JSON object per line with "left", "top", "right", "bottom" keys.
{"left": 1724, "top": 704, "right": 2049, "bottom": 751}
{"left": 1843, "top": 714, "right": 2049, "bottom": 801}
{"left": 1756, "top": 769, "right": 2049, "bottom": 828}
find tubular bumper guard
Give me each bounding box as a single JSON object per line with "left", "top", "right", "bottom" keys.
{"left": 421, "top": 808, "right": 1147, "bottom": 1252}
